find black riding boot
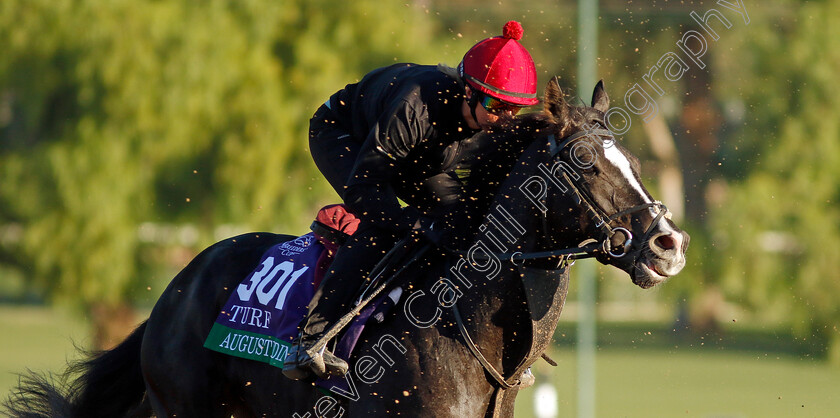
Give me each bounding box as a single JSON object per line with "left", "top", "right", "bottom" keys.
{"left": 282, "top": 223, "right": 398, "bottom": 380}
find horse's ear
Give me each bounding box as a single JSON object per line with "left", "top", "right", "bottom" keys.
{"left": 544, "top": 76, "right": 570, "bottom": 122}
{"left": 591, "top": 80, "right": 609, "bottom": 112}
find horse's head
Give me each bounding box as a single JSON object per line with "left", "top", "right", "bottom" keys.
{"left": 540, "top": 78, "right": 689, "bottom": 288}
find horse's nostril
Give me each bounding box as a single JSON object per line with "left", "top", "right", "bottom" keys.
{"left": 655, "top": 234, "right": 676, "bottom": 251}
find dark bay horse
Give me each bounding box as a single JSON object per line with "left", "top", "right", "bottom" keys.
{"left": 4, "top": 79, "right": 688, "bottom": 417}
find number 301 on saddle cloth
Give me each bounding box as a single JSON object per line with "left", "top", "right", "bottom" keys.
{"left": 203, "top": 204, "right": 360, "bottom": 368}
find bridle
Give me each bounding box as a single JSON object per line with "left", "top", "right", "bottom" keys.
{"left": 469, "top": 127, "right": 669, "bottom": 265}
{"left": 449, "top": 127, "right": 671, "bottom": 391}
{"left": 548, "top": 128, "right": 668, "bottom": 260}
{"left": 347, "top": 126, "right": 672, "bottom": 393}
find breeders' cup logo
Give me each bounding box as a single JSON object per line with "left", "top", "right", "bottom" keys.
{"left": 278, "top": 234, "right": 312, "bottom": 256}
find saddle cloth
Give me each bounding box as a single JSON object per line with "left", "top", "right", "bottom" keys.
{"left": 203, "top": 204, "right": 377, "bottom": 370}
{"left": 203, "top": 231, "right": 324, "bottom": 367}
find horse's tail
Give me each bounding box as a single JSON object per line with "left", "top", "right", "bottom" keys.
{"left": 3, "top": 321, "right": 149, "bottom": 418}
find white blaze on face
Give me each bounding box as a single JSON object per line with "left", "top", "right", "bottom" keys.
{"left": 603, "top": 145, "right": 651, "bottom": 204}
{"left": 602, "top": 144, "right": 679, "bottom": 236}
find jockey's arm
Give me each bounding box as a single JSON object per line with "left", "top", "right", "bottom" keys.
{"left": 343, "top": 98, "right": 427, "bottom": 232}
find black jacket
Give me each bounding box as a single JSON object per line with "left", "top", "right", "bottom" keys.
{"left": 326, "top": 63, "right": 479, "bottom": 231}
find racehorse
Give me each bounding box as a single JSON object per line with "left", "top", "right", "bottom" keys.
{"left": 4, "top": 79, "right": 688, "bottom": 418}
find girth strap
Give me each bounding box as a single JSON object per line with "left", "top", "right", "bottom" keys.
{"left": 310, "top": 237, "right": 431, "bottom": 354}
{"left": 451, "top": 302, "right": 518, "bottom": 390}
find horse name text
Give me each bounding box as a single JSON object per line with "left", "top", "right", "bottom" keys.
{"left": 217, "top": 331, "right": 289, "bottom": 363}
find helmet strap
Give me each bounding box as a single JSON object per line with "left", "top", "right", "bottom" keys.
{"left": 467, "top": 87, "right": 481, "bottom": 128}
{"left": 458, "top": 65, "right": 481, "bottom": 129}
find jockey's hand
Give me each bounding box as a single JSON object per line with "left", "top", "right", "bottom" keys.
{"left": 412, "top": 216, "right": 449, "bottom": 247}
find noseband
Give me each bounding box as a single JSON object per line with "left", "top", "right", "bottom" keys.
{"left": 447, "top": 128, "right": 670, "bottom": 392}
{"left": 547, "top": 128, "right": 668, "bottom": 261}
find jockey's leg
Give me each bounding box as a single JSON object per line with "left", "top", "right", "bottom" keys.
{"left": 303, "top": 222, "right": 398, "bottom": 338}
{"left": 283, "top": 222, "right": 398, "bottom": 379}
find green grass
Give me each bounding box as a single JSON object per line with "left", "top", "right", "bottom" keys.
{"left": 516, "top": 348, "right": 840, "bottom": 417}
{"left": 515, "top": 321, "right": 840, "bottom": 417}
{"left": 2, "top": 306, "right": 839, "bottom": 417}
{"left": 0, "top": 305, "right": 88, "bottom": 397}
{"left": 516, "top": 347, "right": 840, "bottom": 417}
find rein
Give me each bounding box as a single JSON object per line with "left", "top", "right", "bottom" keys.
{"left": 450, "top": 127, "right": 669, "bottom": 391}
{"left": 543, "top": 128, "right": 669, "bottom": 262}
{"left": 461, "top": 128, "right": 668, "bottom": 264}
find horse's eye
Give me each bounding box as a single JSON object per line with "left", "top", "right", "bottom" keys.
{"left": 569, "top": 146, "right": 598, "bottom": 169}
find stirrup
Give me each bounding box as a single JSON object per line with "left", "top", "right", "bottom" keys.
{"left": 282, "top": 341, "right": 349, "bottom": 380}
{"left": 304, "top": 345, "right": 350, "bottom": 378}
{"left": 281, "top": 341, "right": 313, "bottom": 380}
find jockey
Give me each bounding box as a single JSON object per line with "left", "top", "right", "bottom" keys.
{"left": 283, "top": 21, "right": 539, "bottom": 380}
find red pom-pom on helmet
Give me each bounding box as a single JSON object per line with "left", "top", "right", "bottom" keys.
{"left": 459, "top": 20, "right": 538, "bottom": 106}
{"left": 502, "top": 21, "right": 524, "bottom": 40}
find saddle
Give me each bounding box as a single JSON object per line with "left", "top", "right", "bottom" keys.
{"left": 309, "top": 204, "right": 432, "bottom": 351}
{"left": 203, "top": 204, "right": 418, "bottom": 371}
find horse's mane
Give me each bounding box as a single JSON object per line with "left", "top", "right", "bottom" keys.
{"left": 459, "top": 102, "right": 598, "bottom": 225}
{"left": 469, "top": 100, "right": 600, "bottom": 192}
{"left": 458, "top": 113, "right": 550, "bottom": 195}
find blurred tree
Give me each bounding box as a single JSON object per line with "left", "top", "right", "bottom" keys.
{"left": 5, "top": 0, "right": 838, "bottom": 365}
{"left": 431, "top": 0, "right": 722, "bottom": 325}
{"left": 433, "top": 0, "right": 840, "bottom": 365}
{"left": 709, "top": 0, "right": 840, "bottom": 364}
{"left": 0, "top": 0, "right": 441, "bottom": 347}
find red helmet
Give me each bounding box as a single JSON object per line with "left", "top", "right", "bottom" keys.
{"left": 459, "top": 21, "right": 539, "bottom": 106}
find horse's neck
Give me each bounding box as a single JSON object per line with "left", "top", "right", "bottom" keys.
{"left": 471, "top": 138, "right": 561, "bottom": 254}
{"left": 450, "top": 139, "right": 576, "bottom": 373}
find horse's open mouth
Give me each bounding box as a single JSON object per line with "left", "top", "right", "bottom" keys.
{"left": 634, "top": 259, "right": 668, "bottom": 289}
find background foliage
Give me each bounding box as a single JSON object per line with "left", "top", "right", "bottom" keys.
{"left": 0, "top": 0, "right": 442, "bottom": 322}
{"left": 709, "top": 0, "right": 840, "bottom": 362}
{"left": 1, "top": 0, "right": 838, "bottom": 362}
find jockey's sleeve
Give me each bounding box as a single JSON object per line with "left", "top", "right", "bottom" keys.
{"left": 418, "top": 171, "right": 475, "bottom": 246}
{"left": 343, "top": 146, "right": 418, "bottom": 231}
{"left": 371, "top": 96, "right": 428, "bottom": 161}
{"left": 343, "top": 99, "right": 427, "bottom": 231}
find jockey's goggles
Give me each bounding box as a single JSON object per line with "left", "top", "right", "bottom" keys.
{"left": 478, "top": 93, "right": 524, "bottom": 115}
